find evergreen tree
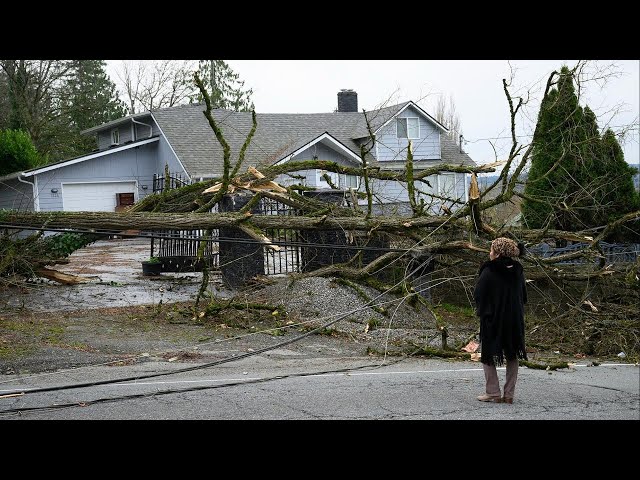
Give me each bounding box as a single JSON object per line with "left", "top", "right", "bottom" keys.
{"left": 522, "top": 66, "right": 638, "bottom": 240}
{"left": 59, "top": 60, "right": 126, "bottom": 156}
{"left": 190, "top": 60, "right": 254, "bottom": 111}
{"left": 599, "top": 129, "right": 640, "bottom": 240}
{"left": 0, "top": 71, "right": 10, "bottom": 129}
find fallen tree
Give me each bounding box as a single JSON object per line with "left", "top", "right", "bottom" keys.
{"left": 1, "top": 63, "right": 638, "bottom": 357}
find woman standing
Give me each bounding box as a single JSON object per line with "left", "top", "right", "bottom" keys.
{"left": 474, "top": 237, "right": 528, "bottom": 404}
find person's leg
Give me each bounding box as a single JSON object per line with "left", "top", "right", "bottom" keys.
{"left": 503, "top": 358, "right": 519, "bottom": 403}
{"left": 478, "top": 362, "right": 502, "bottom": 401}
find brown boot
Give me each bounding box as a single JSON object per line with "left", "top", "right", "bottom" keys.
{"left": 477, "top": 394, "right": 503, "bottom": 403}
{"left": 502, "top": 397, "right": 514, "bottom": 404}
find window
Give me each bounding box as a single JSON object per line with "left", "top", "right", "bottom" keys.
{"left": 339, "top": 174, "right": 358, "bottom": 189}
{"left": 117, "top": 192, "right": 135, "bottom": 206}
{"left": 438, "top": 173, "right": 455, "bottom": 197}
{"left": 396, "top": 118, "right": 419, "bottom": 139}
{"left": 111, "top": 128, "right": 120, "bottom": 145}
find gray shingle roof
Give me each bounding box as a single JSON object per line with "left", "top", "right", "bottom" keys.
{"left": 440, "top": 134, "right": 476, "bottom": 167}
{"left": 150, "top": 101, "right": 476, "bottom": 179}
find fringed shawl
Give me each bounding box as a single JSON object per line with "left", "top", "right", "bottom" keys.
{"left": 474, "top": 256, "right": 528, "bottom": 366}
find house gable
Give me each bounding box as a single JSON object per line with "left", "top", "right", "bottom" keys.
{"left": 22, "top": 137, "right": 160, "bottom": 177}
{"left": 373, "top": 104, "right": 443, "bottom": 163}
{"left": 83, "top": 113, "right": 161, "bottom": 151}
{"left": 274, "top": 132, "right": 362, "bottom": 189}
{"left": 275, "top": 132, "right": 362, "bottom": 166}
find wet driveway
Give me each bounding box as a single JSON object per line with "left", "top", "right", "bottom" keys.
{"left": 0, "top": 237, "right": 227, "bottom": 312}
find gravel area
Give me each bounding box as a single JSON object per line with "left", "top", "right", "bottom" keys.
{"left": 248, "top": 276, "right": 439, "bottom": 338}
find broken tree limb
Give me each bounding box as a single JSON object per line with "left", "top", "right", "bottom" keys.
{"left": 238, "top": 225, "right": 281, "bottom": 252}
{"left": 468, "top": 172, "right": 494, "bottom": 235}
{"left": 236, "top": 160, "right": 496, "bottom": 185}
{"left": 36, "top": 267, "right": 89, "bottom": 285}
{"left": 0, "top": 210, "right": 464, "bottom": 233}
{"left": 202, "top": 167, "right": 288, "bottom": 196}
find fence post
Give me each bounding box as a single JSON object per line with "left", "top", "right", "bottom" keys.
{"left": 218, "top": 193, "right": 265, "bottom": 288}
{"left": 299, "top": 190, "right": 350, "bottom": 271}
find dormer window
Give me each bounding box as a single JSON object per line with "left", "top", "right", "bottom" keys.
{"left": 396, "top": 118, "right": 419, "bottom": 139}
{"left": 111, "top": 128, "right": 120, "bottom": 145}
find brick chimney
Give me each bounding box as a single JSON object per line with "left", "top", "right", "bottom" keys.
{"left": 337, "top": 89, "right": 357, "bottom": 112}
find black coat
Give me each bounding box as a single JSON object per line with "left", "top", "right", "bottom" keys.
{"left": 474, "top": 256, "right": 528, "bottom": 366}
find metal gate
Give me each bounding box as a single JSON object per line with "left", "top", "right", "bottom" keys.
{"left": 150, "top": 228, "right": 220, "bottom": 271}
{"left": 149, "top": 173, "right": 219, "bottom": 272}
{"left": 259, "top": 197, "right": 301, "bottom": 275}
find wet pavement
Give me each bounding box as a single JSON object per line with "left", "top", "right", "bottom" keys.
{"left": 0, "top": 238, "right": 229, "bottom": 312}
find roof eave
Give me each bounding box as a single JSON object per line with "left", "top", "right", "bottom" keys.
{"left": 81, "top": 112, "right": 152, "bottom": 135}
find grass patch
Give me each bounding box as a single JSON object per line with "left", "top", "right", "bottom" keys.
{"left": 0, "top": 341, "right": 35, "bottom": 359}
{"left": 44, "top": 325, "right": 65, "bottom": 344}
{"left": 316, "top": 327, "right": 339, "bottom": 336}
{"left": 436, "top": 303, "right": 475, "bottom": 317}
{"left": 367, "top": 317, "right": 380, "bottom": 331}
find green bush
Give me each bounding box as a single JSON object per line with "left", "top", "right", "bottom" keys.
{"left": 0, "top": 129, "right": 41, "bottom": 176}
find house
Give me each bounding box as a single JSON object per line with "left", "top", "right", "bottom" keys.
{"left": 0, "top": 90, "right": 476, "bottom": 214}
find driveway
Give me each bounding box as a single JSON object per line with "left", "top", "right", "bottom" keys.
{"left": 0, "top": 237, "right": 226, "bottom": 312}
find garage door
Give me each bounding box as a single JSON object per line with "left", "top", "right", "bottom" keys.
{"left": 63, "top": 182, "right": 137, "bottom": 212}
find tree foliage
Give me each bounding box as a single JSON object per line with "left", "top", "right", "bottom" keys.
{"left": 0, "top": 60, "right": 71, "bottom": 161}
{"left": 112, "top": 60, "right": 254, "bottom": 113}
{"left": 0, "top": 60, "right": 125, "bottom": 163}
{"left": 521, "top": 65, "right": 639, "bottom": 240}
{"left": 59, "top": 60, "right": 126, "bottom": 154}
{"left": 190, "top": 60, "right": 254, "bottom": 111}
{"left": 0, "top": 129, "right": 41, "bottom": 175}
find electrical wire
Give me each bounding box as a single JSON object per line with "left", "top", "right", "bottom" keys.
{"left": 0, "top": 348, "right": 423, "bottom": 417}
{"left": 0, "top": 254, "right": 439, "bottom": 403}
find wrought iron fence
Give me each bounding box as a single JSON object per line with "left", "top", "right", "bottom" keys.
{"left": 152, "top": 173, "right": 191, "bottom": 193}
{"left": 527, "top": 242, "right": 640, "bottom": 265}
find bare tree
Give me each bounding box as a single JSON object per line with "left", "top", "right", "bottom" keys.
{"left": 434, "top": 93, "right": 462, "bottom": 141}
{"left": 0, "top": 60, "right": 73, "bottom": 157}
{"left": 114, "top": 60, "right": 197, "bottom": 113}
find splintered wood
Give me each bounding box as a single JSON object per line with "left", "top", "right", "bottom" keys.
{"left": 202, "top": 166, "right": 287, "bottom": 195}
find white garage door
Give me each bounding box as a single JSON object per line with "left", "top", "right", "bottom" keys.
{"left": 63, "top": 182, "right": 136, "bottom": 212}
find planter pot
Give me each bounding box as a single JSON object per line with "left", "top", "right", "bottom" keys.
{"left": 141, "top": 261, "right": 162, "bottom": 276}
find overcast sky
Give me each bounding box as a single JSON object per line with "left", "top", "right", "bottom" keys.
{"left": 227, "top": 60, "right": 639, "bottom": 168}
{"left": 108, "top": 60, "right": 639, "bottom": 168}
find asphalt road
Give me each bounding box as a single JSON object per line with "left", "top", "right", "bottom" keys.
{"left": 1, "top": 355, "right": 637, "bottom": 420}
